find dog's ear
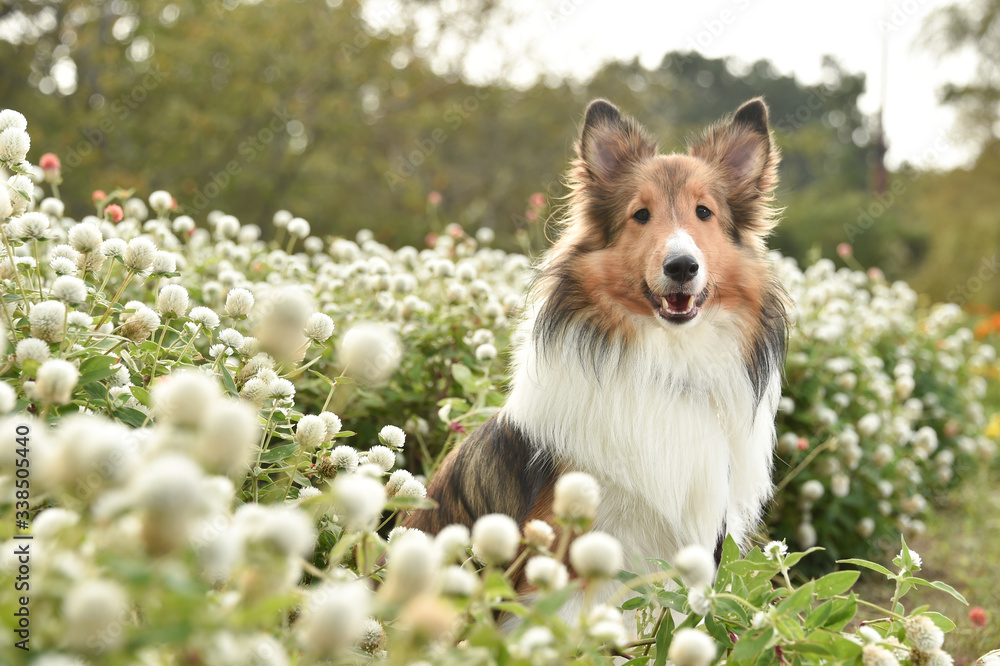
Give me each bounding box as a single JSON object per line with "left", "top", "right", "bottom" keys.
{"left": 690, "top": 97, "right": 779, "bottom": 196}
{"left": 579, "top": 99, "right": 656, "bottom": 184}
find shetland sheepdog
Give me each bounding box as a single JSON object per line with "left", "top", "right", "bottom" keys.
{"left": 405, "top": 98, "right": 787, "bottom": 602}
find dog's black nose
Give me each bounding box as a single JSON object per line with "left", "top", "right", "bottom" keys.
{"left": 663, "top": 254, "right": 699, "bottom": 282}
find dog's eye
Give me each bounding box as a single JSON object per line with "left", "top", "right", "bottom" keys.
{"left": 695, "top": 205, "right": 712, "bottom": 220}
{"left": 632, "top": 209, "right": 650, "bottom": 224}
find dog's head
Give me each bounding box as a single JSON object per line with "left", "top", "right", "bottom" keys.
{"left": 554, "top": 98, "right": 781, "bottom": 330}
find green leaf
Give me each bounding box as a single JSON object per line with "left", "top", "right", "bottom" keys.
{"left": 704, "top": 612, "right": 733, "bottom": 647}
{"left": 332, "top": 430, "right": 356, "bottom": 438}
{"left": 731, "top": 627, "right": 774, "bottom": 661}
{"left": 824, "top": 594, "right": 858, "bottom": 632}
{"left": 782, "top": 546, "right": 824, "bottom": 569}
{"left": 837, "top": 558, "right": 893, "bottom": 577}
{"left": 218, "top": 364, "right": 238, "bottom": 396}
{"left": 777, "top": 581, "right": 814, "bottom": 614}
{"left": 919, "top": 611, "right": 957, "bottom": 633}
{"left": 130, "top": 386, "right": 152, "bottom": 408}
{"left": 534, "top": 585, "right": 577, "bottom": 616}
{"left": 804, "top": 599, "right": 834, "bottom": 630}
{"left": 77, "top": 355, "right": 119, "bottom": 385}
{"left": 724, "top": 559, "right": 780, "bottom": 577}
{"left": 813, "top": 571, "right": 859, "bottom": 599}
{"left": 492, "top": 601, "right": 527, "bottom": 617}
{"left": 652, "top": 609, "right": 674, "bottom": 666}
{"left": 908, "top": 578, "right": 968, "bottom": 605}
{"left": 258, "top": 443, "right": 299, "bottom": 463}
{"left": 483, "top": 568, "right": 515, "bottom": 601}
{"left": 115, "top": 406, "right": 148, "bottom": 428}
{"left": 450, "top": 363, "right": 477, "bottom": 393}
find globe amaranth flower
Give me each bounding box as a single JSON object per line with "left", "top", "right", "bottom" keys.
{"left": 569, "top": 531, "right": 623, "bottom": 579}
{"left": 100, "top": 238, "right": 127, "bottom": 258}
{"left": 287, "top": 217, "right": 310, "bottom": 238}
{"left": 35, "top": 359, "right": 79, "bottom": 405}
{"left": 295, "top": 414, "right": 327, "bottom": 450}
{"left": 121, "top": 306, "right": 161, "bottom": 342}
{"left": 675, "top": 543, "right": 716, "bottom": 588}
{"left": 304, "top": 312, "right": 334, "bottom": 343}
{"left": 63, "top": 579, "right": 129, "bottom": 652}
{"left": 157, "top": 284, "right": 190, "bottom": 316}
{"left": 365, "top": 445, "right": 396, "bottom": 473}
{"left": 15, "top": 337, "right": 50, "bottom": 366}
{"left": 438, "top": 565, "right": 479, "bottom": 598}
{"left": 332, "top": 473, "right": 386, "bottom": 531}
{"left": 319, "top": 411, "right": 342, "bottom": 438}
{"left": 123, "top": 236, "right": 157, "bottom": 272}
{"left": 378, "top": 424, "right": 405, "bottom": 449}
{"left": 50, "top": 275, "right": 87, "bottom": 304}
{"left": 0, "top": 126, "right": 30, "bottom": 163}
{"left": 553, "top": 471, "right": 600, "bottom": 522}
{"left": 148, "top": 190, "right": 173, "bottom": 213}
{"left": 0, "top": 109, "right": 27, "bottom": 133}
{"left": 150, "top": 251, "right": 176, "bottom": 274}
{"left": 523, "top": 519, "right": 555, "bottom": 550}
{"left": 434, "top": 524, "right": 470, "bottom": 563}
{"left": 7, "top": 175, "right": 33, "bottom": 215}
{"left": 225, "top": 287, "right": 255, "bottom": 316}
{"left": 29, "top": 300, "right": 66, "bottom": 343}
{"left": 9, "top": 212, "right": 50, "bottom": 240}
{"left": 667, "top": 629, "right": 717, "bottom": 666}
{"left": 189, "top": 306, "right": 220, "bottom": 330}
{"left": 296, "top": 581, "right": 371, "bottom": 656}
{"left": 471, "top": 513, "right": 520, "bottom": 565}
{"left": 338, "top": 321, "right": 402, "bottom": 385}
{"left": 525, "top": 555, "right": 569, "bottom": 591}
{"left": 905, "top": 615, "right": 944, "bottom": 654}
{"left": 381, "top": 530, "right": 439, "bottom": 603}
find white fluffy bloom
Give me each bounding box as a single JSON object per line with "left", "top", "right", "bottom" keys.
{"left": 297, "top": 581, "right": 372, "bottom": 656}
{"left": 50, "top": 256, "right": 77, "bottom": 276}
{"left": 269, "top": 378, "right": 295, "bottom": 401}
{"left": 0, "top": 126, "right": 30, "bottom": 163}
{"left": 189, "top": 306, "right": 220, "bottom": 330}
{"left": 7, "top": 174, "right": 33, "bottom": 215}
{"left": 674, "top": 544, "right": 715, "bottom": 588}
{"left": 382, "top": 530, "right": 440, "bottom": 602}
{"left": 796, "top": 521, "right": 818, "bottom": 548}
{"left": 0, "top": 382, "right": 15, "bottom": 413}
{"left": 0, "top": 109, "right": 27, "bottom": 133}
{"left": 438, "top": 565, "right": 479, "bottom": 598}
{"left": 667, "top": 629, "right": 717, "bottom": 666}
{"left": 40, "top": 197, "right": 64, "bottom": 218}
{"left": 304, "top": 312, "right": 334, "bottom": 342}
{"left": 287, "top": 216, "right": 310, "bottom": 238}
{"left": 123, "top": 236, "right": 157, "bottom": 272}
{"left": 523, "top": 519, "right": 556, "bottom": 550}
{"left": 525, "top": 555, "right": 569, "bottom": 590}
{"left": 100, "top": 237, "right": 127, "bottom": 258}
{"left": 235, "top": 503, "right": 316, "bottom": 558}
{"left": 862, "top": 644, "right": 901, "bottom": 666}
{"left": 295, "top": 415, "right": 327, "bottom": 450}
{"left": 764, "top": 540, "right": 788, "bottom": 560}
{"left": 905, "top": 615, "right": 944, "bottom": 654}
{"left": 35, "top": 359, "right": 78, "bottom": 404}
{"left": 475, "top": 343, "right": 498, "bottom": 361}
{"left": 319, "top": 411, "right": 342, "bottom": 437}
{"left": 385, "top": 469, "right": 414, "bottom": 497}
{"left": 121, "top": 306, "right": 161, "bottom": 342}
{"left": 50, "top": 275, "right": 87, "bottom": 303}
{"left": 858, "top": 413, "right": 882, "bottom": 437}
{"left": 150, "top": 251, "right": 177, "bottom": 274}
{"left": 148, "top": 190, "right": 173, "bottom": 213}
{"left": 157, "top": 284, "right": 189, "bottom": 316}
{"left": 471, "top": 513, "right": 520, "bottom": 565}
{"left": 225, "top": 287, "right": 255, "bottom": 316}
{"left": 9, "top": 211, "right": 50, "bottom": 240}
{"left": 379, "top": 424, "right": 405, "bottom": 449}
{"left": 569, "top": 531, "right": 623, "bottom": 579}
{"left": 332, "top": 474, "right": 386, "bottom": 530}
{"left": 365, "top": 445, "right": 396, "bottom": 473}
{"left": 338, "top": 321, "right": 402, "bottom": 385}
{"left": 553, "top": 471, "right": 600, "bottom": 522}
{"left": 16, "top": 337, "right": 50, "bottom": 365}
{"left": 152, "top": 369, "right": 219, "bottom": 428}
{"left": 435, "top": 524, "right": 471, "bottom": 563}
{"left": 63, "top": 579, "right": 129, "bottom": 651}
{"left": 801, "top": 479, "right": 825, "bottom": 501}
{"left": 193, "top": 398, "right": 258, "bottom": 478}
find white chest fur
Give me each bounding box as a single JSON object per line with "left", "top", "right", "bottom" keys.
{"left": 504, "top": 306, "right": 781, "bottom": 574}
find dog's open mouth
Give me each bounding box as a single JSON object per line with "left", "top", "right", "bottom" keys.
{"left": 646, "top": 286, "right": 709, "bottom": 323}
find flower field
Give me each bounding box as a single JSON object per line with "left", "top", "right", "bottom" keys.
{"left": 1, "top": 108, "right": 999, "bottom": 664}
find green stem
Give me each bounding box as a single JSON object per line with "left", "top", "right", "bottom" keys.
{"left": 148, "top": 320, "right": 172, "bottom": 385}
{"left": 90, "top": 260, "right": 117, "bottom": 315}
{"left": 281, "top": 444, "right": 308, "bottom": 502}
{"left": 93, "top": 271, "right": 135, "bottom": 331}
{"left": 31, "top": 239, "right": 43, "bottom": 300}
{"left": 173, "top": 322, "right": 204, "bottom": 366}
{"left": 774, "top": 436, "right": 836, "bottom": 495}
{"left": 252, "top": 403, "right": 280, "bottom": 503}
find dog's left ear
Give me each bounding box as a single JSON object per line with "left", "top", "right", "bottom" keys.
{"left": 579, "top": 99, "right": 657, "bottom": 185}
{"left": 690, "top": 97, "right": 779, "bottom": 196}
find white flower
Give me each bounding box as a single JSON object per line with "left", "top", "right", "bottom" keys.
{"left": 225, "top": 287, "right": 255, "bottom": 316}
{"left": 332, "top": 474, "right": 386, "bottom": 530}
{"left": 296, "top": 581, "right": 372, "bottom": 656}
{"left": 569, "top": 531, "right": 622, "bottom": 579}
{"left": 9, "top": 211, "right": 50, "bottom": 240}
{"left": 926, "top": 650, "right": 954, "bottom": 666}
{"left": 269, "top": 378, "right": 295, "bottom": 401}
{"left": 476, "top": 227, "right": 495, "bottom": 244}
{"left": 379, "top": 424, "right": 405, "bottom": 449}
{"left": 338, "top": 321, "right": 402, "bottom": 385}
{"left": 235, "top": 503, "right": 316, "bottom": 558}
{"left": 50, "top": 256, "right": 77, "bottom": 276}
{"left": 0, "top": 109, "right": 27, "bottom": 133}
{"left": 0, "top": 126, "right": 30, "bottom": 163}
{"left": 523, "top": 519, "right": 556, "bottom": 550}
{"left": 434, "top": 524, "right": 470, "bottom": 563}
{"left": 365, "top": 445, "right": 396, "bottom": 473}
{"left": 40, "top": 197, "right": 64, "bottom": 218}
{"left": 801, "top": 479, "right": 825, "bottom": 501}
{"left": 219, "top": 328, "right": 244, "bottom": 349}
{"left": 438, "top": 565, "right": 479, "bottom": 598}
{"left": 123, "top": 236, "right": 157, "bottom": 272}
{"left": 173, "top": 215, "right": 195, "bottom": 233}
{"left": 195, "top": 399, "right": 258, "bottom": 478}
{"left": 100, "top": 237, "right": 127, "bottom": 258}
{"left": 762, "top": 542, "right": 788, "bottom": 563}
{"left": 0, "top": 382, "right": 14, "bottom": 413}
{"left": 7, "top": 174, "right": 33, "bottom": 215}
{"left": 215, "top": 214, "right": 240, "bottom": 239}
{"left": 50, "top": 275, "right": 87, "bottom": 304}
{"left": 862, "top": 643, "right": 901, "bottom": 666}
{"left": 525, "top": 555, "right": 569, "bottom": 590}
{"left": 858, "top": 413, "right": 882, "bottom": 437}
{"left": 385, "top": 469, "right": 414, "bottom": 497}
{"left": 273, "top": 209, "right": 292, "bottom": 228}
{"left": 16, "top": 337, "right": 50, "bottom": 365}
{"left": 121, "top": 306, "right": 161, "bottom": 342}
{"left": 674, "top": 544, "right": 715, "bottom": 588}
{"left": 149, "top": 190, "right": 173, "bottom": 213}
{"left": 295, "top": 415, "right": 327, "bottom": 450}
{"left": 157, "top": 284, "right": 189, "bottom": 316}
{"left": 304, "top": 312, "right": 334, "bottom": 342}
{"left": 831, "top": 473, "right": 851, "bottom": 498}
{"left": 287, "top": 216, "right": 310, "bottom": 238}
{"left": 189, "top": 306, "right": 220, "bottom": 330}
{"left": 471, "top": 513, "right": 520, "bottom": 565}
{"left": 152, "top": 369, "right": 219, "bottom": 428}
{"left": 475, "top": 343, "right": 497, "bottom": 361}
{"left": 587, "top": 605, "right": 628, "bottom": 646}
{"left": 382, "top": 530, "right": 440, "bottom": 602}
{"left": 63, "top": 579, "right": 129, "bottom": 651}
{"left": 35, "top": 359, "right": 78, "bottom": 405}
{"left": 395, "top": 477, "right": 426, "bottom": 499}
{"left": 688, "top": 586, "right": 712, "bottom": 615}
{"left": 553, "top": 471, "right": 600, "bottom": 522}
{"left": 905, "top": 615, "right": 944, "bottom": 654}
{"left": 150, "top": 250, "right": 176, "bottom": 274}
{"left": 796, "top": 521, "right": 818, "bottom": 548}
{"left": 319, "top": 411, "right": 342, "bottom": 437}
{"left": 668, "top": 629, "right": 717, "bottom": 666}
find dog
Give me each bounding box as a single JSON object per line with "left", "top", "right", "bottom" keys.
{"left": 405, "top": 98, "right": 787, "bottom": 603}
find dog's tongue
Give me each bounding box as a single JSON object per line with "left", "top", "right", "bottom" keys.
{"left": 663, "top": 293, "right": 694, "bottom": 314}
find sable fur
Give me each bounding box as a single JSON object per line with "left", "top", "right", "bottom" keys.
{"left": 405, "top": 98, "right": 788, "bottom": 605}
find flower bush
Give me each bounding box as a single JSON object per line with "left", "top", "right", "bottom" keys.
{"left": 0, "top": 108, "right": 997, "bottom": 663}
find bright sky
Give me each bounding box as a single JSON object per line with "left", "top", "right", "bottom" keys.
{"left": 385, "top": 0, "right": 980, "bottom": 170}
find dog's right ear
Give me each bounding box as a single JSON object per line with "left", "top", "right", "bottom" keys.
{"left": 579, "top": 99, "right": 656, "bottom": 184}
